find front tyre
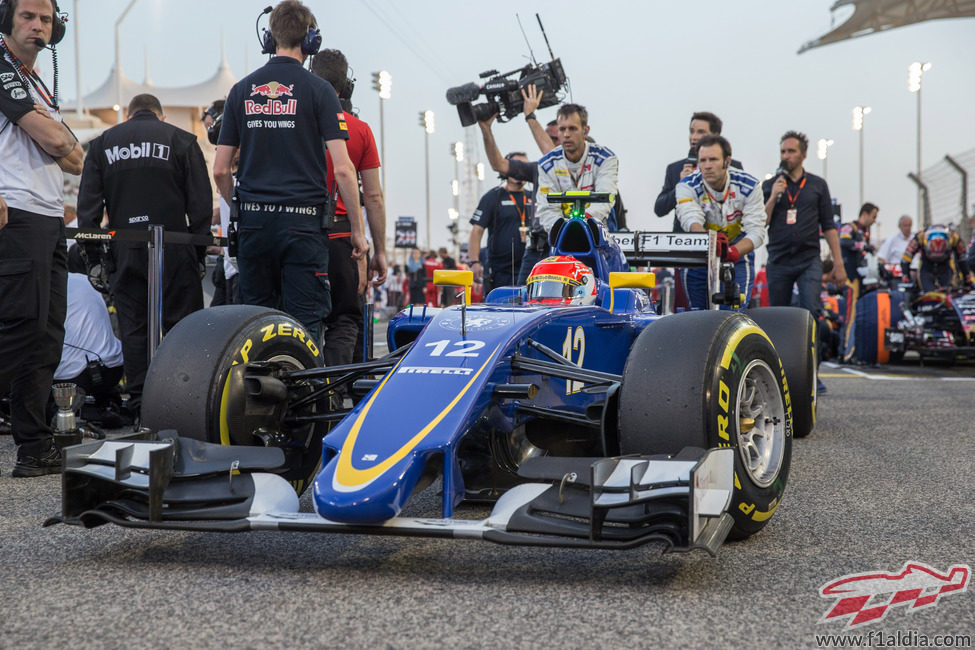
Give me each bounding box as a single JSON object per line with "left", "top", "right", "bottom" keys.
{"left": 618, "top": 311, "right": 792, "bottom": 539}
{"left": 142, "top": 305, "right": 328, "bottom": 495}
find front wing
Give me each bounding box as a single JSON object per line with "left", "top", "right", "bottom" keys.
{"left": 47, "top": 435, "right": 735, "bottom": 555}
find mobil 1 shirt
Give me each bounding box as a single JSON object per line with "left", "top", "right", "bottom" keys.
{"left": 470, "top": 186, "right": 530, "bottom": 273}
{"left": 219, "top": 56, "right": 347, "bottom": 206}
{"left": 762, "top": 171, "right": 835, "bottom": 265}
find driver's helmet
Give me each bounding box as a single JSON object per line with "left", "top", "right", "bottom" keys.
{"left": 922, "top": 225, "right": 951, "bottom": 262}
{"left": 526, "top": 256, "right": 597, "bottom": 306}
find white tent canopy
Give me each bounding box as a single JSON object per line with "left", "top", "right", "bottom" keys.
{"left": 63, "top": 55, "right": 236, "bottom": 111}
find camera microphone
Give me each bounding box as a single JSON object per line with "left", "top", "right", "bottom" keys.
{"left": 262, "top": 5, "right": 273, "bottom": 13}
{"left": 685, "top": 146, "right": 698, "bottom": 168}
{"left": 445, "top": 82, "right": 481, "bottom": 105}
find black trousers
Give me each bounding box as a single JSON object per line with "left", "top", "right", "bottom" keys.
{"left": 109, "top": 243, "right": 203, "bottom": 411}
{"left": 0, "top": 209, "right": 67, "bottom": 454}
{"left": 237, "top": 209, "right": 330, "bottom": 341}
{"left": 322, "top": 230, "right": 362, "bottom": 367}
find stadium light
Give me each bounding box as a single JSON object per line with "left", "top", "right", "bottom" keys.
{"left": 816, "top": 138, "right": 834, "bottom": 182}
{"left": 852, "top": 106, "right": 871, "bottom": 206}
{"left": 372, "top": 71, "right": 391, "bottom": 192}
{"left": 908, "top": 62, "right": 932, "bottom": 225}
{"left": 372, "top": 70, "right": 392, "bottom": 100}
{"left": 476, "top": 162, "right": 485, "bottom": 181}
{"left": 419, "top": 110, "right": 434, "bottom": 247}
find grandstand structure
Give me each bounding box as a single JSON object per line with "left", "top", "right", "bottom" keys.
{"left": 799, "top": 0, "right": 975, "bottom": 53}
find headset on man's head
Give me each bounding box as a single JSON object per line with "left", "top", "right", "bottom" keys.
{"left": 258, "top": 4, "right": 321, "bottom": 58}
{"left": 0, "top": 0, "right": 67, "bottom": 46}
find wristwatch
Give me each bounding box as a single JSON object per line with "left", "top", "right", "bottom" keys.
{"left": 471, "top": 260, "right": 481, "bottom": 266}
{"left": 524, "top": 112, "right": 537, "bottom": 122}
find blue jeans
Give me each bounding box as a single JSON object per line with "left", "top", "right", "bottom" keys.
{"left": 682, "top": 253, "right": 754, "bottom": 311}
{"left": 767, "top": 256, "right": 822, "bottom": 317}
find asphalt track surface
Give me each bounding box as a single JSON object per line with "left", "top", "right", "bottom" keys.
{"left": 2, "top": 358, "right": 974, "bottom": 649}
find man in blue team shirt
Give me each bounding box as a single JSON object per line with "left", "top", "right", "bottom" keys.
{"left": 214, "top": 0, "right": 365, "bottom": 342}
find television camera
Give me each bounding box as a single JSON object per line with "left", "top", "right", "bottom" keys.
{"left": 445, "top": 14, "right": 568, "bottom": 127}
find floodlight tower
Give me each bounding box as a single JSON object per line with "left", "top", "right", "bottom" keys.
{"left": 852, "top": 106, "right": 871, "bottom": 207}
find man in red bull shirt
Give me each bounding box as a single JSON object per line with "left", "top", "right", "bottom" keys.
{"left": 214, "top": 0, "right": 366, "bottom": 342}
{"left": 311, "top": 48, "right": 388, "bottom": 366}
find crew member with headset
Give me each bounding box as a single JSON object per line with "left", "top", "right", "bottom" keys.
{"left": 77, "top": 93, "right": 212, "bottom": 418}
{"left": 0, "top": 0, "right": 83, "bottom": 477}
{"left": 214, "top": 0, "right": 367, "bottom": 343}
{"left": 310, "top": 47, "right": 387, "bottom": 366}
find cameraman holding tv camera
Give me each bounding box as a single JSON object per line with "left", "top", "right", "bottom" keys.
{"left": 476, "top": 85, "right": 554, "bottom": 284}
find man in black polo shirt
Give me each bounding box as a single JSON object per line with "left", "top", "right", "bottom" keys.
{"left": 214, "top": 0, "right": 365, "bottom": 342}
{"left": 763, "top": 130, "right": 847, "bottom": 310}
{"left": 763, "top": 131, "right": 846, "bottom": 390}
{"left": 468, "top": 152, "right": 532, "bottom": 294}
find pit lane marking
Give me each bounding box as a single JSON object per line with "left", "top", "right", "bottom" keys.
{"left": 820, "top": 363, "right": 975, "bottom": 382}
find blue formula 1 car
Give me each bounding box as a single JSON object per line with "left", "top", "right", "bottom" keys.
{"left": 50, "top": 208, "right": 817, "bottom": 555}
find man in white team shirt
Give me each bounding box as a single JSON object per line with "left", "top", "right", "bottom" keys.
{"left": 0, "top": 0, "right": 83, "bottom": 476}
{"left": 675, "top": 134, "right": 765, "bottom": 311}
{"left": 534, "top": 103, "right": 619, "bottom": 237}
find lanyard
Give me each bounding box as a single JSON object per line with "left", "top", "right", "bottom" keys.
{"left": 702, "top": 176, "right": 730, "bottom": 205}
{"left": 507, "top": 191, "right": 527, "bottom": 228}
{"left": 785, "top": 174, "right": 807, "bottom": 208}
{"left": 0, "top": 38, "right": 57, "bottom": 110}
{"left": 565, "top": 145, "right": 588, "bottom": 187}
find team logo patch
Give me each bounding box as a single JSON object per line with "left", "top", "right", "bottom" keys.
{"left": 437, "top": 314, "right": 507, "bottom": 331}
{"left": 0, "top": 72, "right": 14, "bottom": 82}
{"left": 337, "top": 112, "right": 348, "bottom": 131}
{"left": 819, "top": 561, "right": 969, "bottom": 628}
{"left": 10, "top": 87, "right": 27, "bottom": 100}
{"left": 250, "top": 81, "right": 294, "bottom": 99}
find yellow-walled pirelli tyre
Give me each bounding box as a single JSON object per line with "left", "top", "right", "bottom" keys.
{"left": 618, "top": 310, "right": 792, "bottom": 539}
{"left": 142, "top": 305, "right": 328, "bottom": 495}
{"left": 747, "top": 307, "right": 817, "bottom": 439}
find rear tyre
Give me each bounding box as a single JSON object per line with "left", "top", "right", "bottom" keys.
{"left": 142, "top": 305, "right": 328, "bottom": 495}
{"left": 618, "top": 311, "right": 792, "bottom": 539}
{"left": 853, "top": 289, "right": 905, "bottom": 364}
{"left": 748, "top": 307, "right": 817, "bottom": 438}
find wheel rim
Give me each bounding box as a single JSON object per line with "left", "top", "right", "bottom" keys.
{"left": 735, "top": 359, "right": 787, "bottom": 488}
